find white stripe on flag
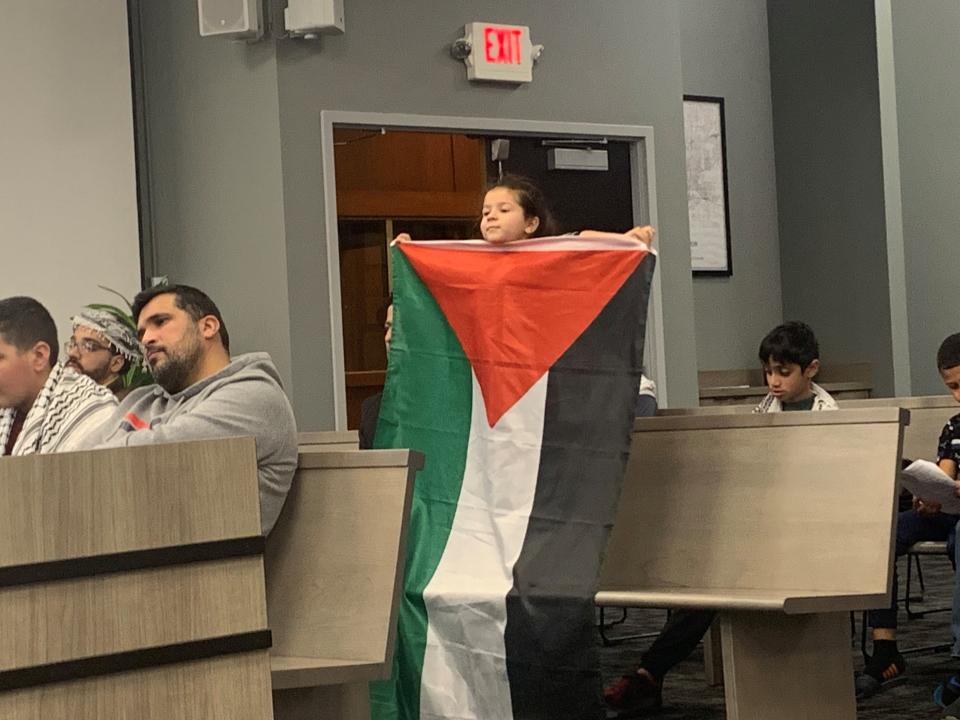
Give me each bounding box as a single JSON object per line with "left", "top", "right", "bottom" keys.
{"left": 418, "top": 371, "right": 548, "bottom": 720}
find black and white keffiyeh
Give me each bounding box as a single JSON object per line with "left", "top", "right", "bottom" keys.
{"left": 0, "top": 363, "right": 117, "bottom": 456}
{"left": 753, "top": 381, "right": 839, "bottom": 414}
{"left": 71, "top": 308, "right": 143, "bottom": 366}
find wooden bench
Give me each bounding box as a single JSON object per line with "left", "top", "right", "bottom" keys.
{"left": 660, "top": 394, "right": 955, "bottom": 461}
{"left": 298, "top": 430, "right": 360, "bottom": 451}
{"left": 266, "top": 448, "right": 421, "bottom": 720}
{"left": 698, "top": 362, "right": 873, "bottom": 406}
{"left": 598, "top": 408, "right": 906, "bottom": 719}
{"left": 839, "top": 395, "right": 955, "bottom": 460}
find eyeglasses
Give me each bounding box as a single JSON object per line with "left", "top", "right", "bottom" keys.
{"left": 65, "top": 338, "right": 112, "bottom": 355}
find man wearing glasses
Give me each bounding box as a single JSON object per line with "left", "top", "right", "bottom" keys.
{"left": 0, "top": 297, "right": 117, "bottom": 456}
{"left": 64, "top": 309, "right": 145, "bottom": 400}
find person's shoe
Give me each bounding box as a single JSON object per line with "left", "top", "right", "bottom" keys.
{"left": 603, "top": 670, "right": 662, "bottom": 717}
{"left": 855, "top": 652, "right": 906, "bottom": 699}
{"left": 934, "top": 674, "right": 960, "bottom": 708}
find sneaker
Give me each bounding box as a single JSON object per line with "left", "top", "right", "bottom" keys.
{"left": 934, "top": 674, "right": 960, "bottom": 708}
{"left": 855, "top": 652, "right": 906, "bottom": 699}
{"left": 603, "top": 671, "right": 662, "bottom": 717}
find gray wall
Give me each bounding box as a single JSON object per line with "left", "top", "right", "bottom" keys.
{"left": 0, "top": 0, "right": 140, "bottom": 341}
{"left": 679, "top": 0, "right": 782, "bottom": 371}
{"left": 274, "top": 0, "right": 700, "bottom": 426}
{"left": 768, "top": 0, "right": 895, "bottom": 396}
{"left": 889, "top": 2, "right": 960, "bottom": 394}
{"left": 138, "top": 2, "right": 294, "bottom": 389}
{"left": 138, "top": 1, "right": 707, "bottom": 427}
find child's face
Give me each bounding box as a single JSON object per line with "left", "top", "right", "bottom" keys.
{"left": 941, "top": 365, "right": 960, "bottom": 403}
{"left": 480, "top": 187, "right": 540, "bottom": 244}
{"left": 762, "top": 356, "right": 819, "bottom": 404}
{"left": 0, "top": 336, "right": 44, "bottom": 412}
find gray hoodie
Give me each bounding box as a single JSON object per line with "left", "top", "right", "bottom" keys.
{"left": 90, "top": 352, "right": 297, "bottom": 533}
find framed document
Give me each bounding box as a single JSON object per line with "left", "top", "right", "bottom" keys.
{"left": 683, "top": 95, "right": 732, "bottom": 276}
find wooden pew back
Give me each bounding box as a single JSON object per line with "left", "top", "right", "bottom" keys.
{"left": 697, "top": 362, "right": 873, "bottom": 406}
{"left": 265, "top": 448, "right": 420, "bottom": 689}
{"left": 838, "top": 395, "right": 955, "bottom": 461}
{"left": 657, "top": 395, "right": 956, "bottom": 463}
{"left": 599, "top": 409, "right": 906, "bottom": 612}
{"left": 0, "top": 438, "right": 272, "bottom": 719}
{"left": 297, "top": 430, "right": 360, "bottom": 452}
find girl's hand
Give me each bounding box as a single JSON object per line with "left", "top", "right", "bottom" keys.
{"left": 625, "top": 225, "right": 656, "bottom": 246}
{"left": 393, "top": 233, "right": 412, "bottom": 244}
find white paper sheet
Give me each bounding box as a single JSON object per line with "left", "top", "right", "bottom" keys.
{"left": 900, "top": 459, "right": 960, "bottom": 514}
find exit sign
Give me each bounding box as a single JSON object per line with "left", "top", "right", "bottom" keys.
{"left": 462, "top": 22, "right": 540, "bottom": 83}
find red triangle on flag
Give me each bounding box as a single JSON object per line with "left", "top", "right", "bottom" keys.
{"left": 400, "top": 242, "right": 647, "bottom": 427}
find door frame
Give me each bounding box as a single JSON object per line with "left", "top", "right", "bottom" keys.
{"left": 320, "top": 110, "right": 667, "bottom": 429}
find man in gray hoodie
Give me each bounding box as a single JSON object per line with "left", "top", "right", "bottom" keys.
{"left": 87, "top": 284, "right": 297, "bottom": 534}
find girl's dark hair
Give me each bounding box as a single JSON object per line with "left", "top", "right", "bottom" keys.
{"left": 485, "top": 174, "right": 558, "bottom": 237}
{"left": 758, "top": 321, "right": 820, "bottom": 370}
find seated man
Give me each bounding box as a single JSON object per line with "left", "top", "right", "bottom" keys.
{"left": 86, "top": 285, "right": 297, "bottom": 534}
{"left": 65, "top": 308, "right": 145, "bottom": 400}
{"left": 0, "top": 296, "right": 117, "bottom": 456}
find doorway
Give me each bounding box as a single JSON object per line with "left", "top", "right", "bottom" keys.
{"left": 321, "top": 112, "right": 666, "bottom": 430}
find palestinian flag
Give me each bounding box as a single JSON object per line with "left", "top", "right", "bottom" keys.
{"left": 370, "top": 234, "right": 656, "bottom": 720}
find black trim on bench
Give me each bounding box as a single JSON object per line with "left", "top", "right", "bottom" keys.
{"left": 0, "top": 629, "right": 273, "bottom": 692}
{"left": 0, "top": 536, "right": 265, "bottom": 588}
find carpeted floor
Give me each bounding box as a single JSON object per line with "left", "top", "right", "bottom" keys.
{"left": 598, "top": 553, "right": 959, "bottom": 719}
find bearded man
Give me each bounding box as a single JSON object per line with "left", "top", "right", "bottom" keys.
{"left": 64, "top": 308, "right": 144, "bottom": 399}
{"left": 85, "top": 284, "right": 297, "bottom": 534}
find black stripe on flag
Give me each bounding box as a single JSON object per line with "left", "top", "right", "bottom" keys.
{"left": 504, "top": 254, "right": 656, "bottom": 720}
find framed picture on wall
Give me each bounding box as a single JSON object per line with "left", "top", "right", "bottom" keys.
{"left": 683, "top": 95, "right": 733, "bottom": 276}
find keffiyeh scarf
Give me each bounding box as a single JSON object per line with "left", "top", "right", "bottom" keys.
{"left": 0, "top": 364, "right": 116, "bottom": 456}
{"left": 753, "top": 381, "right": 839, "bottom": 413}
{"left": 72, "top": 308, "right": 143, "bottom": 366}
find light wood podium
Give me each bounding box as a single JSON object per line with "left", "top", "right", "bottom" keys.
{"left": 598, "top": 409, "right": 907, "bottom": 720}
{"left": 0, "top": 437, "right": 273, "bottom": 719}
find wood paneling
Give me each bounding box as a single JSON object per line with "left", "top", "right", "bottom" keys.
{"left": 0, "top": 558, "right": 266, "bottom": 671}
{"left": 337, "top": 190, "right": 481, "bottom": 218}
{"left": 0, "top": 438, "right": 262, "bottom": 561}
{"left": 334, "top": 130, "right": 486, "bottom": 430}
{"left": 0, "top": 439, "right": 273, "bottom": 720}
{"left": 1, "top": 651, "right": 273, "bottom": 720}
{"left": 334, "top": 130, "right": 485, "bottom": 219}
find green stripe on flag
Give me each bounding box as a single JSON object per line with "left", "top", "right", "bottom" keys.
{"left": 370, "top": 246, "right": 473, "bottom": 720}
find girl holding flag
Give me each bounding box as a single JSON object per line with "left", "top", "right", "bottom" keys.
{"left": 375, "top": 176, "right": 657, "bottom": 720}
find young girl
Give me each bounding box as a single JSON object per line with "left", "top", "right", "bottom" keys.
{"left": 479, "top": 174, "right": 558, "bottom": 244}
{"left": 479, "top": 174, "right": 655, "bottom": 246}
{"left": 393, "top": 174, "right": 655, "bottom": 246}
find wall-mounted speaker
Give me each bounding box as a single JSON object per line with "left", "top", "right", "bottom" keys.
{"left": 198, "top": 0, "right": 263, "bottom": 39}
{"left": 285, "top": 0, "right": 345, "bottom": 37}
